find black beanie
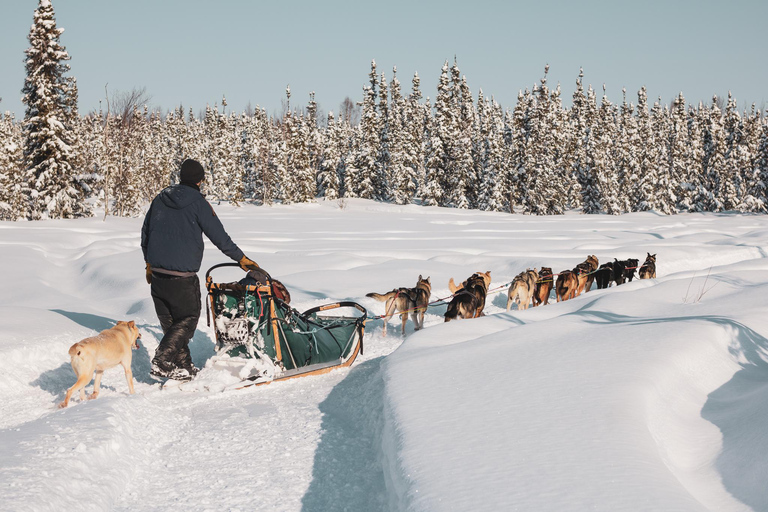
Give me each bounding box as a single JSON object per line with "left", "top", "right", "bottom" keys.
{"left": 180, "top": 159, "right": 205, "bottom": 184}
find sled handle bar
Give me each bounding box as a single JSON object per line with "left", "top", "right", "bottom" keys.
{"left": 301, "top": 301, "right": 368, "bottom": 323}
{"left": 205, "top": 262, "right": 272, "bottom": 282}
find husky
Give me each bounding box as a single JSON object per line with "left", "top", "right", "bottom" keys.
{"left": 366, "top": 275, "right": 432, "bottom": 335}
{"left": 639, "top": 253, "right": 657, "bottom": 279}
{"left": 59, "top": 321, "right": 141, "bottom": 408}
{"left": 445, "top": 271, "right": 492, "bottom": 322}
{"left": 556, "top": 270, "right": 579, "bottom": 302}
{"left": 507, "top": 268, "right": 539, "bottom": 311}
{"left": 594, "top": 262, "right": 614, "bottom": 289}
{"left": 612, "top": 258, "right": 638, "bottom": 285}
{"left": 623, "top": 258, "right": 640, "bottom": 282}
{"left": 533, "top": 267, "right": 554, "bottom": 307}
{"left": 574, "top": 255, "right": 599, "bottom": 296}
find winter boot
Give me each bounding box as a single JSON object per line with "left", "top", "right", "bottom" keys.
{"left": 151, "top": 357, "right": 192, "bottom": 381}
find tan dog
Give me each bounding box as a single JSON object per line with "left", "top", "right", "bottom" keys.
{"left": 445, "top": 271, "right": 492, "bottom": 321}
{"left": 556, "top": 270, "right": 579, "bottom": 302}
{"left": 507, "top": 268, "right": 539, "bottom": 311}
{"left": 366, "top": 275, "right": 432, "bottom": 335}
{"left": 574, "top": 255, "right": 599, "bottom": 296}
{"left": 533, "top": 267, "right": 554, "bottom": 307}
{"left": 448, "top": 270, "right": 492, "bottom": 295}
{"left": 59, "top": 321, "right": 141, "bottom": 408}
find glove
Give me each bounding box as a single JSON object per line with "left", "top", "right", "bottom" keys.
{"left": 145, "top": 263, "right": 152, "bottom": 284}
{"left": 239, "top": 255, "right": 260, "bottom": 271}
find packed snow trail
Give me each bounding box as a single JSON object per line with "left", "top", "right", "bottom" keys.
{"left": 2, "top": 201, "right": 768, "bottom": 511}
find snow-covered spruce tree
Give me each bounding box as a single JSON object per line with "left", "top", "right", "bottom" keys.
{"left": 0, "top": 112, "right": 27, "bottom": 220}
{"left": 317, "top": 111, "right": 341, "bottom": 200}
{"left": 631, "top": 87, "right": 659, "bottom": 212}
{"left": 509, "top": 89, "right": 532, "bottom": 212}
{"left": 376, "top": 73, "right": 392, "bottom": 201}
{"left": 421, "top": 96, "right": 445, "bottom": 206}
{"left": 682, "top": 104, "right": 708, "bottom": 212}
{"left": 668, "top": 92, "right": 692, "bottom": 211}
{"left": 351, "top": 61, "right": 380, "bottom": 199}
{"left": 521, "top": 66, "right": 567, "bottom": 215}
{"left": 591, "top": 87, "right": 622, "bottom": 214}
{"left": 702, "top": 96, "right": 727, "bottom": 211}
{"left": 22, "top": 0, "right": 90, "bottom": 219}
{"left": 235, "top": 112, "right": 255, "bottom": 205}
{"left": 755, "top": 109, "right": 768, "bottom": 210}
{"left": 456, "top": 73, "right": 477, "bottom": 209}
{"left": 387, "top": 67, "right": 414, "bottom": 204}
{"left": 432, "top": 60, "right": 457, "bottom": 207}
{"left": 402, "top": 72, "right": 426, "bottom": 203}
{"left": 719, "top": 92, "right": 743, "bottom": 211}
{"left": 284, "top": 106, "right": 314, "bottom": 203}
{"left": 569, "top": 70, "right": 598, "bottom": 213}
{"left": 475, "top": 92, "right": 506, "bottom": 211}
{"left": 739, "top": 105, "right": 764, "bottom": 211}
{"left": 614, "top": 89, "right": 636, "bottom": 213}
{"left": 650, "top": 99, "right": 675, "bottom": 214}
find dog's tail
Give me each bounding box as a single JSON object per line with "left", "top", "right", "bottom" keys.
{"left": 448, "top": 278, "right": 462, "bottom": 293}
{"left": 366, "top": 291, "right": 394, "bottom": 302}
{"left": 68, "top": 342, "right": 84, "bottom": 358}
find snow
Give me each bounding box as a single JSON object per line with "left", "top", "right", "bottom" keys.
{"left": 1, "top": 199, "right": 767, "bottom": 511}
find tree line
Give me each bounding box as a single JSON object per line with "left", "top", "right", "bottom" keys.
{"left": 2, "top": 1, "right": 767, "bottom": 221}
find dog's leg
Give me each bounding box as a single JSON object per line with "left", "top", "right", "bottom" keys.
{"left": 59, "top": 370, "right": 92, "bottom": 408}
{"left": 89, "top": 370, "right": 104, "bottom": 400}
{"left": 506, "top": 293, "right": 512, "bottom": 311}
{"left": 122, "top": 360, "right": 135, "bottom": 395}
{"left": 400, "top": 312, "right": 408, "bottom": 336}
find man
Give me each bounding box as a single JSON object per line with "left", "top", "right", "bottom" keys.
{"left": 141, "top": 158, "right": 260, "bottom": 380}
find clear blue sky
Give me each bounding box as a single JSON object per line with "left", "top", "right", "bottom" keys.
{"left": 1, "top": 0, "right": 766, "bottom": 120}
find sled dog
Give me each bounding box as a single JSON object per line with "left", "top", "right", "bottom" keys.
{"left": 59, "top": 321, "right": 140, "bottom": 408}
{"left": 594, "top": 262, "right": 614, "bottom": 289}
{"left": 507, "top": 268, "right": 539, "bottom": 311}
{"left": 366, "top": 275, "right": 432, "bottom": 335}
{"left": 533, "top": 267, "right": 554, "bottom": 307}
{"left": 556, "top": 270, "right": 579, "bottom": 302}
{"left": 574, "top": 255, "right": 599, "bottom": 295}
{"left": 445, "top": 271, "right": 492, "bottom": 321}
{"left": 639, "top": 253, "right": 657, "bottom": 279}
{"left": 612, "top": 258, "right": 638, "bottom": 285}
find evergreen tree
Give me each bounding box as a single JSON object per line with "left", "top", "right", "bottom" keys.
{"left": 352, "top": 61, "right": 380, "bottom": 199}
{"left": 702, "top": 96, "right": 727, "bottom": 211}
{"left": 0, "top": 112, "right": 26, "bottom": 219}
{"left": 22, "top": 0, "right": 90, "bottom": 219}
{"left": 421, "top": 96, "right": 445, "bottom": 206}
{"left": 317, "top": 111, "right": 341, "bottom": 199}
{"left": 631, "top": 87, "right": 657, "bottom": 211}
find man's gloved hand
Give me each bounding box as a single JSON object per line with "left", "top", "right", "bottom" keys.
{"left": 239, "top": 255, "right": 260, "bottom": 271}
{"left": 145, "top": 263, "right": 152, "bottom": 284}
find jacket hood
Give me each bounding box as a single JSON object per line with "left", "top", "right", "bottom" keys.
{"left": 158, "top": 184, "right": 201, "bottom": 210}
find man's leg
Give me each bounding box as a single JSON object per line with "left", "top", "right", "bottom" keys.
{"left": 151, "top": 274, "right": 201, "bottom": 376}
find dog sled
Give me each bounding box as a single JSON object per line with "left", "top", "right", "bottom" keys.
{"left": 205, "top": 263, "right": 367, "bottom": 388}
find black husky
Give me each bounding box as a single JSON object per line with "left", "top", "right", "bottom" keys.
{"left": 595, "top": 262, "right": 614, "bottom": 289}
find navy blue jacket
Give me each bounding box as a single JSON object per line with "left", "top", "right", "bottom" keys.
{"left": 141, "top": 184, "right": 244, "bottom": 273}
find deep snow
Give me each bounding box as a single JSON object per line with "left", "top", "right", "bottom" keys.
{"left": 0, "top": 199, "right": 767, "bottom": 511}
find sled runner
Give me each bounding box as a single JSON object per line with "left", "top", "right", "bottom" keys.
{"left": 205, "top": 263, "right": 366, "bottom": 388}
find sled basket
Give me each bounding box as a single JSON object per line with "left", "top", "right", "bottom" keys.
{"left": 205, "top": 263, "right": 366, "bottom": 383}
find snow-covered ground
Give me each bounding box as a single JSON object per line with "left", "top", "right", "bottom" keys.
{"left": 1, "top": 199, "right": 767, "bottom": 511}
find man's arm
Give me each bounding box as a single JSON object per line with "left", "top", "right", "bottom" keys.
{"left": 196, "top": 200, "right": 245, "bottom": 263}
{"left": 141, "top": 202, "right": 154, "bottom": 262}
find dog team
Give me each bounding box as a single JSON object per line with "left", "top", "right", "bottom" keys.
{"left": 59, "top": 253, "right": 655, "bottom": 407}
{"left": 367, "top": 253, "right": 658, "bottom": 333}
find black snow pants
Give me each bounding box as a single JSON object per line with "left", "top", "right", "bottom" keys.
{"left": 150, "top": 273, "right": 201, "bottom": 369}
